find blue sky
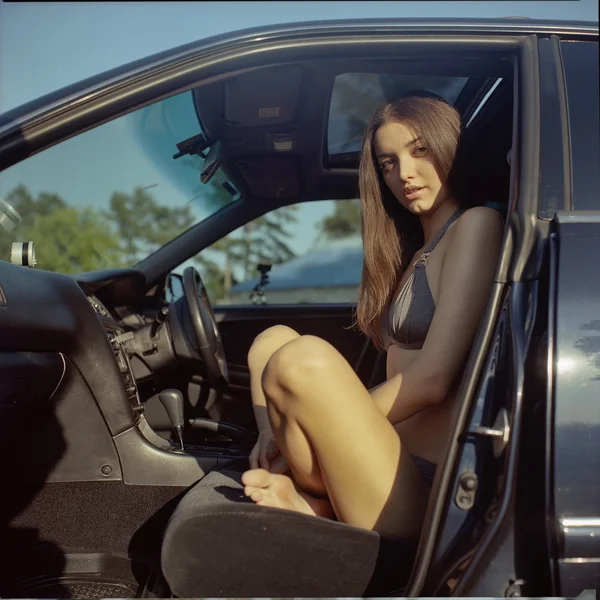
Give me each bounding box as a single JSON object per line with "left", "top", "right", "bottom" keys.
{"left": 0, "top": 1, "right": 597, "bottom": 275}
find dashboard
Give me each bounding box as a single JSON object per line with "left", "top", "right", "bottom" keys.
{"left": 0, "top": 261, "right": 151, "bottom": 436}
{"left": 0, "top": 259, "right": 230, "bottom": 486}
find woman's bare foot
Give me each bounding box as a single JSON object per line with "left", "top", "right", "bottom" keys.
{"left": 242, "top": 468, "right": 334, "bottom": 519}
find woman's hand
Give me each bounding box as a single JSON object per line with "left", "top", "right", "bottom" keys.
{"left": 249, "top": 429, "right": 289, "bottom": 474}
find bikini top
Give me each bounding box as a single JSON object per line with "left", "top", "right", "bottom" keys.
{"left": 382, "top": 210, "right": 464, "bottom": 351}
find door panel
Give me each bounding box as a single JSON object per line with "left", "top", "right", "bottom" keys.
{"left": 552, "top": 216, "right": 600, "bottom": 595}
{"left": 215, "top": 303, "right": 381, "bottom": 393}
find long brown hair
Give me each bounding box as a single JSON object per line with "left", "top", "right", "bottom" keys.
{"left": 356, "top": 94, "right": 464, "bottom": 350}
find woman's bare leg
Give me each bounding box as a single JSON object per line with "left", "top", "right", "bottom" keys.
{"left": 248, "top": 326, "right": 327, "bottom": 495}
{"left": 248, "top": 325, "right": 300, "bottom": 431}
{"left": 243, "top": 335, "right": 429, "bottom": 539}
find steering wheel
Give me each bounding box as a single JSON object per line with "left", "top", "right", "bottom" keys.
{"left": 182, "top": 266, "right": 229, "bottom": 388}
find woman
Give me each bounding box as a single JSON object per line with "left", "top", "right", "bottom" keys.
{"left": 241, "top": 94, "right": 504, "bottom": 539}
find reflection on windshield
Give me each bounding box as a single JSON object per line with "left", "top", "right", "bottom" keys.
{"left": 0, "top": 90, "right": 239, "bottom": 274}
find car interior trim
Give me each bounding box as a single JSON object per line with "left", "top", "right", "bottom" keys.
{"left": 552, "top": 36, "right": 573, "bottom": 213}
{"left": 537, "top": 37, "right": 570, "bottom": 219}
{"left": 506, "top": 35, "right": 541, "bottom": 283}
{"left": 113, "top": 425, "right": 230, "bottom": 486}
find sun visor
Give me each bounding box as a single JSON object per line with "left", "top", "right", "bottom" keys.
{"left": 225, "top": 66, "right": 303, "bottom": 127}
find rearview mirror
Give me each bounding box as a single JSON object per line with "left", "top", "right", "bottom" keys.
{"left": 200, "top": 140, "right": 223, "bottom": 184}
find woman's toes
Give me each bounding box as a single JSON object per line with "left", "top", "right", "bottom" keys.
{"left": 243, "top": 485, "right": 257, "bottom": 498}
{"left": 242, "top": 468, "right": 272, "bottom": 487}
{"left": 243, "top": 472, "right": 325, "bottom": 516}
{"left": 250, "top": 489, "right": 263, "bottom": 503}
{"left": 243, "top": 485, "right": 266, "bottom": 503}
{"left": 244, "top": 483, "right": 278, "bottom": 505}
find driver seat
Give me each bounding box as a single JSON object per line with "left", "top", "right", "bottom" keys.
{"left": 160, "top": 460, "right": 418, "bottom": 597}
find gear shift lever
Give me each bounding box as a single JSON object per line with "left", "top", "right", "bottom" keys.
{"left": 158, "top": 389, "right": 185, "bottom": 451}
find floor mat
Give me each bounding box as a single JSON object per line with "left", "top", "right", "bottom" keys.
{"left": 17, "top": 576, "right": 139, "bottom": 598}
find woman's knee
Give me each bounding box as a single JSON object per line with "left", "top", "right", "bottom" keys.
{"left": 247, "top": 325, "right": 300, "bottom": 372}
{"left": 262, "top": 335, "right": 336, "bottom": 398}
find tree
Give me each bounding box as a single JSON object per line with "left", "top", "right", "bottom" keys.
{"left": 103, "top": 176, "right": 238, "bottom": 290}
{"left": 199, "top": 258, "right": 230, "bottom": 305}
{"left": 314, "top": 199, "right": 362, "bottom": 243}
{"left": 0, "top": 179, "right": 299, "bottom": 303}
{"left": 239, "top": 206, "right": 299, "bottom": 279}
{"left": 105, "top": 186, "right": 198, "bottom": 266}
{"left": 3, "top": 184, "right": 67, "bottom": 221}
{"left": 0, "top": 184, "right": 66, "bottom": 260}
{"left": 0, "top": 182, "right": 229, "bottom": 275}
{"left": 201, "top": 205, "right": 299, "bottom": 303}
{"left": 22, "top": 207, "right": 122, "bottom": 273}
{"left": 0, "top": 185, "right": 122, "bottom": 273}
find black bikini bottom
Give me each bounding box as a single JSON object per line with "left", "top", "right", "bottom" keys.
{"left": 412, "top": 455, "right": 437, "bottom": 489}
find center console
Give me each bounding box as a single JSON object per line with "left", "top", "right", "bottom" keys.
{"left": 85, "top": 294, "right": 143, "bottom": 417}
{"left": 83, "top": 292, "right": 253, "bottom": 486}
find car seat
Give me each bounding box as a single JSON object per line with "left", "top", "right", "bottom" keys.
{"left": 160, "top": 459, "right": 418, "bottom": 597}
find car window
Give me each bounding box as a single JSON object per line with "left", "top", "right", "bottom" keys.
{"left": 175, "top": 199, "right": 363, "bottom": 306}
{"left": 0, "top": 90, "right": 239, "bottom": 273}
{"left": 327, "top": 73, "right": 470, "bottom": 157}
{"left": 561, "top": 40, "right": 600, "bottom": 210}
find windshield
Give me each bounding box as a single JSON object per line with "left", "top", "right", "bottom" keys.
{"left": 0, "top": 90, "right": 238, "bottom": 274}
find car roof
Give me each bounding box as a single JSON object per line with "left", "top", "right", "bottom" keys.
{"left": 0, "top": 17, "right": 596, "bottom": 129}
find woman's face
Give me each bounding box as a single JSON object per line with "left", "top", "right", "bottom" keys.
{"left": 373, "top": 120, "right": 449, "bottom": 215}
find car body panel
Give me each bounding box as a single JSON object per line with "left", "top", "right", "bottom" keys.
{"left": 553, "top": 214, "right": 600, "bottom": 595}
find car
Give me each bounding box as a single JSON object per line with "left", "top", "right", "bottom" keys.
{"left": 0, "top": 16, "right": 598, "bottom": 599}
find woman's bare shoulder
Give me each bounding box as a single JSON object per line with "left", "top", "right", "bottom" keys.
{"left": 457, "top": 205, "right": 504, "bottom": 231}
{"left": 446, "top": 206, "right": 504, "bottom": 251}
{"left": 444, "top": 206, "right": 504, "bottom": 268}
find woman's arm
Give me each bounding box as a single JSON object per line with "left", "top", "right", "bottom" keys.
{"left": 372, "top": 207, "right": 504, "bottom": 424}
